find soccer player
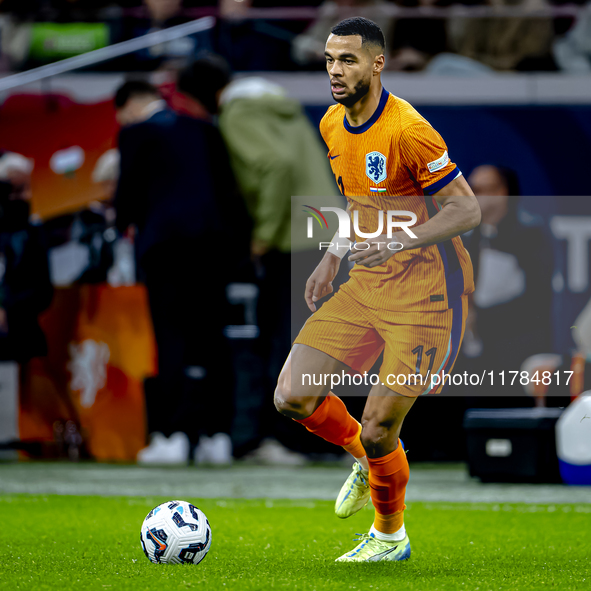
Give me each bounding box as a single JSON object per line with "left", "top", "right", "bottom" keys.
{"left": 274, "top": 17, "right": 481, "bottom": 562}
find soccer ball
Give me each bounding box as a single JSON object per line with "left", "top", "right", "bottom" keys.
{"left": 140, "top": 500, "right": 211, "bottom": 564}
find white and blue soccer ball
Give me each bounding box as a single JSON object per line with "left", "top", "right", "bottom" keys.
{"left": 140, "top": 500, "right": 211, "bottom": 564}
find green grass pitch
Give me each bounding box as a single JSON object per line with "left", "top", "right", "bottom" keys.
{"left": 1, "top": 494, "right": 589, "bottom": 590}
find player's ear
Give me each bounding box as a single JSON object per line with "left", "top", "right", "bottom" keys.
{"left": 373, "top": 53, "right": 385, "bottom": 75}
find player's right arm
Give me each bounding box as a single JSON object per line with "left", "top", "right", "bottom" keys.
{"left": 305, "top": 251, "right": 340, "bottom": 312}
{"left": 306, "top": 108, "right": 354, "bottom": 311}
{"left": 305, "top": 201, "right": 354, "bottom": 312}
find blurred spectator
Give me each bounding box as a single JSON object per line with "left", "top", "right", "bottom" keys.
{"left": 0, "top": 150, "right": 53, "bottom": 384}
{"left": 0, "top": 12, "right": 32, "bottom": 72}
{"left": 573, "top": 298, "right": 591, "bottom": 360}
{"left": 114, "top": 80, "right": 249, "bottom": 465}
{"left": 387, "top": 0, "right": 448, "bottom": 72}
{"left": 72, "top": 207, "right": 115, "bottom": 284}
{"left": 92, "top": 148, "right": 120, "bottom": 201}
{"left": 553, "top": 1, "right": 591, "bottom": 72}
{"left": 144, "top": 0, "right": 184, "bottom": 22}
{"left": 54, "top": 149, "right": 133, "bottom": 287}
{"left": 44, "top": 207, "right": 120, "bottom": 287}
{"left": 461, "top": 165, "right": 553, "bottom": 396}
{"left": 44, "top": 149, "right": 122, "bottom": 286}
{"left": 220, "top": 0, "right": 252, "bottom": 19}
{"left": 42, "top": 0, "right": 112, "bottom": 21}
{"left": 116, "top": 0, "right": 211, "bottom": 71}
{"left": 89, "top": 149, "right": 136, "bottom": 286}
{"left": 178, "top": 55, "right": 343, "bottom": 459}
{"left": 291, "top": 0, "right": 393, "bottom": 67}
{"left": 447, "top": 0, "right": 556, "bottom": 71}
{"left": 0, "top": 0, "right": 114, "bottom": 70}
{"left": 217, "top": 0, "right": 313, "bottom": 71}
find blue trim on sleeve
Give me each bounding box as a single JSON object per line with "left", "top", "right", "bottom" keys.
{"left": 424, "top": 195, "right": 466, "bottom": 305}
{"left": 423, "top": 166, "right": 461, "bottom": 196}
{"left": 438, "top": 296, "right": 465, "bottom": 394}
{"left": 343, "top": 88, "right": 389, "bottom": 135}
{"left": 436, "top": 240, "right": 465, "bottom": 303}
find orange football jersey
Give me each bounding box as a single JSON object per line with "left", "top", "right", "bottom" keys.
{"left": 320, "top": 88, "right": 474, "bottom": 312}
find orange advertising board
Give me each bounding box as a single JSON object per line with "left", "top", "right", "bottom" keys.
{"left": 20, "top": 284, "right": 157, "bottom": 461}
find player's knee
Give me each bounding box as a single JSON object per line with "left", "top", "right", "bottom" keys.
{"left": 274, "top": 383, "right": 292, "bottom": 416}
{"left": 274, "top": 389, "right": 314, "bottom": 420}
{"left": 274, "top": 372, "right": 291, "bottom": 413}
{"left": 360, "top": 419, "right": 397, "bottom": 458}
{"left": 274, "top": 378, "right": 303, "bottom": 419}
{"left": 274, "top": 368, "right": 317, "bottom": 419}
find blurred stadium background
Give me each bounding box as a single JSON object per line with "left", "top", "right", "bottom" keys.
{"left": 0, "top": 1, "right": 590, "bottom": 588}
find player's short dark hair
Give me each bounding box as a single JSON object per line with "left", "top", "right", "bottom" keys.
{"left": 330, "top": 17, "right": 385, "bottom": 52}
{"left": 114, "top": 80, "right": 160, "bottom": 109}
{"left": 178, "top": 54, "right": 232, "bottom": 115}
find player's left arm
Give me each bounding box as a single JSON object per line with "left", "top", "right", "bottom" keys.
{"left": 350, "top": 120, "right": 480, "bottom": 267}
{"left": 417, "top": 174, "right": 481, "bottom": 247}
{"left": 349, "top": 176, "right": 480, "bottom": 267}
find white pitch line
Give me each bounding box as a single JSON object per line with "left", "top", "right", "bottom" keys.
{"left": 0, "top": 464, "right": 590, "bottom": 504}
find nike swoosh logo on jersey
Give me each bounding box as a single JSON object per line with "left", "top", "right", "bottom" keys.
{"left": 329, "top": 154, "right": 340, "bottom": 160}
{"left": 367, "top": 545, "right": 400, "bottom": 562}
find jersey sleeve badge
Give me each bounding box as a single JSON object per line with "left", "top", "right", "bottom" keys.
{"left": 427, "top": 150, "right": 449, "bottom": 173}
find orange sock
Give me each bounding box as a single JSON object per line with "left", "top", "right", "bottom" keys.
{"left": 342, "top": 422, "right": 366, "bottom": 459}
{"left": 295, "top": 394, "right": 365, "bottom": 457}
{"left": 367, "top": 441, "right": 409, "bottom": 534}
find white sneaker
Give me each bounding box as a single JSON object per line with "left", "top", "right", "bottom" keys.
{"left": 335, "top": 461, "right": 370, "bottom": 518}
{"left": 335, "top": 532, "right": 411, "bottom": 563}
{"left": 195, "top": 433, "right": 233, "bottom": 466}
{"left": 137, "top": 432, "right": 189, "bottom": 465}
{"left": 242, "top": 438, "right": 307, "bottom": 466}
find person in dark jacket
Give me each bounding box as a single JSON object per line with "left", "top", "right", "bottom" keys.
{"left": 0, "top": 154, "right": 53, "bottom": 365}
{"left": 114, "top": 80, "right": 249, "bottom": 465}
{"left": 0, "top": 151, "right": 53, "bottom": 450}
{"left": 113, "top": 0, "right": 212, "bottom": 72}
{"left": 463, "top": 165, "right": 554, "bottom": 397}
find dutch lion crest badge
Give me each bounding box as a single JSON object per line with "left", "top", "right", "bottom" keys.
{"left": 365, "top": 151, "right": 387, "bottom": 184}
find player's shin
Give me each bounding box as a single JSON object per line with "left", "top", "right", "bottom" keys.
{"left": 294, "top": 394, "right": 365, "bottom": 458}
{"left": 367, "top": 440, "right": 409, "bottom": 541}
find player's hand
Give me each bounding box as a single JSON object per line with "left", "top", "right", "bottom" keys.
{"left": 305, "top": 253, "right": 340, "bottom": 312}
{"left": 348, "top": 233, "right": 406, "bottom": 268}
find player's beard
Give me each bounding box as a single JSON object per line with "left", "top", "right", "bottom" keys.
{"left": 332, "top": 75, "right": 371, "bottom": 108}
